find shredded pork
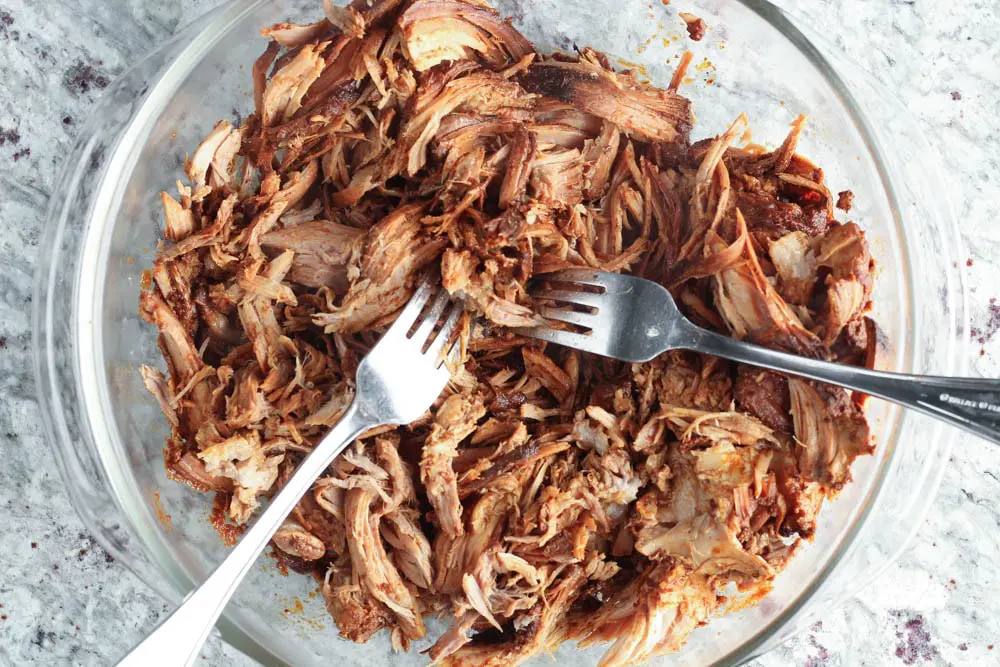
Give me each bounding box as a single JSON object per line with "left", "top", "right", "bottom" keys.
{"left": 140, "top": 1, "right": 879, "bottom": 664}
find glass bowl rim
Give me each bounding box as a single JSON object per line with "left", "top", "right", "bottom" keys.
{"left": 31, "top": 1, "right": 968, "bottom": 665}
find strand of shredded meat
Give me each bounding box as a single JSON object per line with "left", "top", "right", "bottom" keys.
{"left": 140, "top": 1, "right": 878, "bottom": 664}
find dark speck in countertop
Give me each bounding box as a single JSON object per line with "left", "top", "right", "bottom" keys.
{"left": 0, "top": 10, "right": 15, "bottom": 41}
{"left": 63, "top": 60, "right": 110, "bottom": 96}
{"left": 31, "top": 627, "right": 57, "bottom": 649}
{"left": 804, "top": 621, "right": 830, "bottom": 666}
{"left": 891, "top": 611, "right": 938, "bottom": 664}
{"left": 0, "top": 127, "right": 20, "bottom": 146}
{"left": 971, "top": 297, "right": 1000, "bottom": 344}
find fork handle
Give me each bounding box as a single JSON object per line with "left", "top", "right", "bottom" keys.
{"left": 117, "top": 401, "right": 372, "bottom": 667}
{"left": 684, "top": 326, "right": 1000, "bottom": 445}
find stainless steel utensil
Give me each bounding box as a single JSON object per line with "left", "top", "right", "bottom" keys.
{"left": 119, "top": 275, "right": 461, "bottom": 666}
{"left": 518, "top": 268, "right": 1000, "bottom": 444}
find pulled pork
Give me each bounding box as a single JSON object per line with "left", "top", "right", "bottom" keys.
{"left": 140, "top": 1, "right": 878, "bottom": 664}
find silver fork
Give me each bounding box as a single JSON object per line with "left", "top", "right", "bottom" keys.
{"left": 119, "top": 275, "right": 462, "bottom": 667}
{"left": 518, "top": 268, "right": 1000, "bottom": 444}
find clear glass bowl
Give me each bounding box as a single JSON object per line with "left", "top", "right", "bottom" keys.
{"left": 32, "top": 0, "right": 968, "bottom": 665}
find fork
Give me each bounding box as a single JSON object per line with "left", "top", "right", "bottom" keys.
{"left": 119, "top": 275, "right": 462, "bottom": 666}
{"left": 518, "top": 268, "right": 1000, "bottom": 444}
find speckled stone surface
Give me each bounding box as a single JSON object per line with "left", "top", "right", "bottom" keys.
{"left": 1, "top": 0, "right": 998, "bottom": 665}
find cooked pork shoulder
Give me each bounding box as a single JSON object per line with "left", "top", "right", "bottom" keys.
{"left": 140, "top": 1, "right": 878, "bottom": 664}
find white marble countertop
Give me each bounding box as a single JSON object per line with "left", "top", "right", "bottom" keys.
{"left": 1, "top": 0, "right": 999, "bottom": 665}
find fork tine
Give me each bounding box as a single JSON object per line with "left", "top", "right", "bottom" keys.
{"left": 533, "top": 289, "right": 604, "bottom": 310}
{"left": 514, "top": 325, "right": 610, "bottom": 358}
{"left": 411, "top": 286, "right": 451, "bottom": 347}
{"left": 538, "top": 306, "right": 597, "bottom": 329}
{"left": 544, "top": 268, "right": 610, "bottom": 289}
{"left": 426, "top": 303, "right": 464, "bottom": 364}
{"left": 384, "top": 274, "right": 436, "bottom": 339}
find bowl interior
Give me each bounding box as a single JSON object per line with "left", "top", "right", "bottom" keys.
{"left": 81, "top": 0, "right": 911, "bottom": 664}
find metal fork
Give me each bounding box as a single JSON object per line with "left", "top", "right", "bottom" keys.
{"left": 518, "top": 268, "right": 1000, "bottom": 444}
{"left": 119, "top": 275, "right": 462, "bottom": 666}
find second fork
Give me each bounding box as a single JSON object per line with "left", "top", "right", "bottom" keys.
{"left": 519, "top": 268, "right": 1000, "bottom": 445}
